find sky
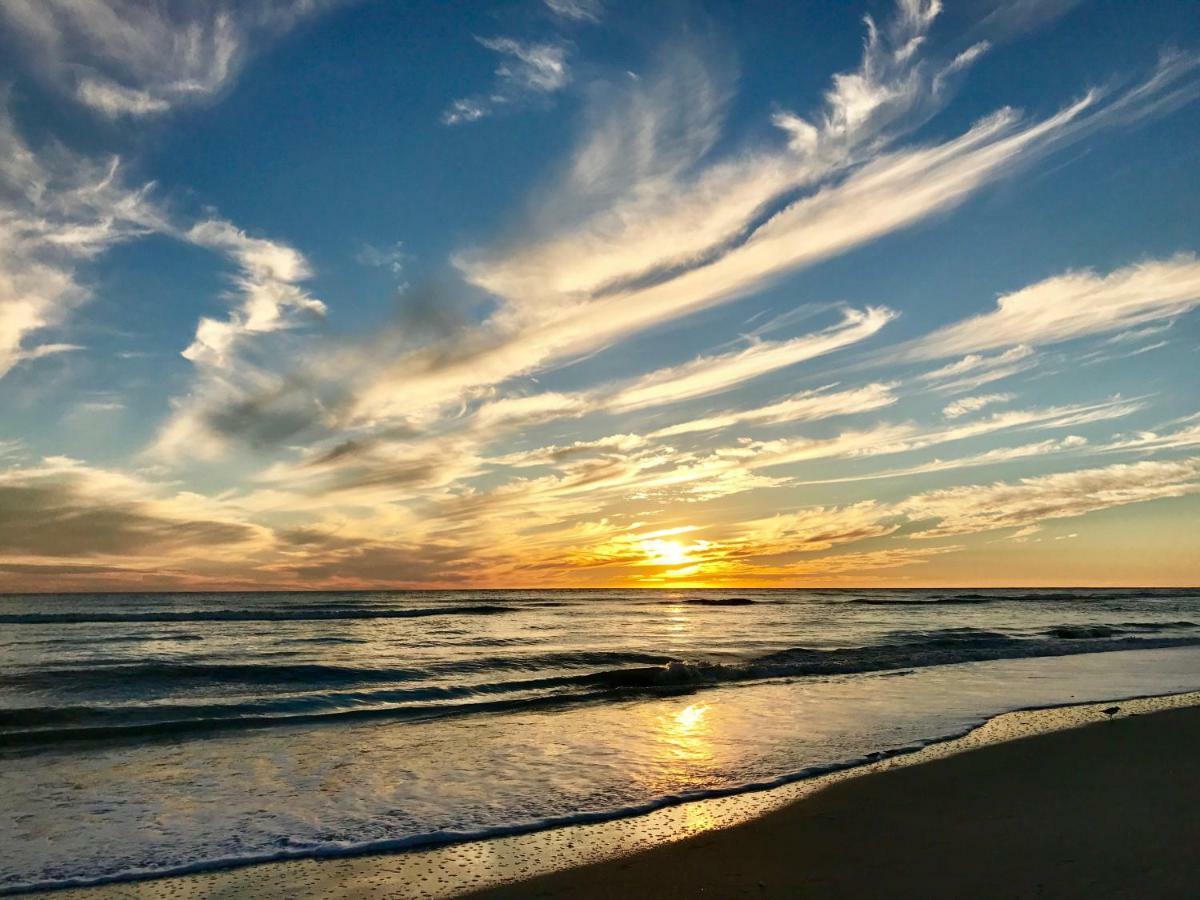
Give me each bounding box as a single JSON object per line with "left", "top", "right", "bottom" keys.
{"left": 0, "top": 0, "right": 1198, "bottom": 591}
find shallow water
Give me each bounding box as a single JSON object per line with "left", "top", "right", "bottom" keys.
{"left": 2, "top": 588, "right": 1198, "bottom": 892}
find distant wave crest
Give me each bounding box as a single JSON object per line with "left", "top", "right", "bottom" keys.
{"left": 4, "top": 623, "right": 1198, "bottom": 746}
{"left": 0, "top": 604, "right": 519, "bottom": 625}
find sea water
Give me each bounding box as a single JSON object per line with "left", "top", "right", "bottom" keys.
{"left": 2, "top": 588, "right": 1199, "bottom": 892}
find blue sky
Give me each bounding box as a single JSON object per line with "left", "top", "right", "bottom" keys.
{"left": 0, "top": 0, "right": 1198, "bottom": 590}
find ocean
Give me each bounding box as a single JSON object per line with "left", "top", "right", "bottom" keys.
{"left": 3, "top": 588, "right": 1199, "bottom": 893}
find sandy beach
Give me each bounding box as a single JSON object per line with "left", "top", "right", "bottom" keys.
{"left": 56, "top": 691, "right": 1200, "bottom": 899}
{"left": 474, "top": 703, "right": 1200, "bottom": 899}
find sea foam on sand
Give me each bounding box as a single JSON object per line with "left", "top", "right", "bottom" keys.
{"left": 57, "top": 689, "right": 1200, "bottom": 899}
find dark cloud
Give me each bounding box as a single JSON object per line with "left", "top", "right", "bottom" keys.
{"left": 275, "top": 541, "right": 486, "bottom": 585}
{"left": 0, "top": 482, "right": 256, "bottom": 557}
{"left": 202, "top": 375, "right": 344, "bottom": 450}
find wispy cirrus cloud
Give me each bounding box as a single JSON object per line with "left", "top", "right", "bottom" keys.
{"left": 900, "top": 457, "right": 1200, "bottom": 538}
{"left": 650, "top": 382, "right": 899, "bottom": 438}
{"left": 544, "top": 0, "right": 603, "bottom": 24}
{"left": 943, "top": 392, "right": 1015, "bottom": 419}
{"left": 790, "top": 435, "right": 1090, "bottom": 487}
{"left": 739, "top": 397, "right": 1144, "bottom": 472}
{"left": 149, "top": 0, "right": 1197, "bottom": 467}
{"left": 368, "top": 52, "right": 1195, "bottom": 428}
{"left": 0, "top": 103, "right": 162, "bottom": 379}
{"left": 905, "top": 256, "right": 1200, "bottom": 360}
{"left": 607, "top": 306, "right": 894, "bottom": 413}
{"left": 442, "top": 37, "right": 572, "bottom": 125}
{"left": 917, "top": 344, "right": 1037, "bottom": 393}
{"left": 0, "top": 0, "right": 349, "bottom": 117}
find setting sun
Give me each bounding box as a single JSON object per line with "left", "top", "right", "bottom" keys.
{"left": 640, "top": 539, "right": 693, "bottom": 567}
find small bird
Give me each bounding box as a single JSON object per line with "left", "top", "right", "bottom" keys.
{"left": 1102, "top": 706, "right": 1120, "bottom": 717}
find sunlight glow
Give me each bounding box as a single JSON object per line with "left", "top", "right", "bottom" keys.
{"left": 674, "top": 703, "right": 709, "bottom": 730}
{"left": 639, "top": 538, "right": 693, "bottom": 567}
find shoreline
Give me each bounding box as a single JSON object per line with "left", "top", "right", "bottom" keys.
{"left": 45, "top": 687, "right": 1200, "bottom": 899}
{"left": 474, "top": 696, "right": 1200, "bottom": 899}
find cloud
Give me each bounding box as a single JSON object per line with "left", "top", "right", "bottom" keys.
{"left": 917, "top": 345, "right": 1036, "bottom": 392}
{"left": 650, "top": 382, "right": 899, "bottom": 438}
{"left": 459, "top": 3, "right": 985, "bottom": 312}
{"left": 450, "top": 306, "right": 893, "bottom": 453}
{"left": 366, "top": 85, "right": 1088, "bottom": 424}
{"left": 180, "top": 219, "right": 327, "bottom": 367}
{"left": 714, "top": 544, "right": 962, "bottom": 584}
{"left": 943, "top": 392, "right": 1015, "bottom": 419}
{"left": 442, "top": 37, "right": 571, "bottom": 124}
{"left": 0, "top": 457, "right": 264, "bottom": 559}
{"left": 149, "top": 3, "right": 1196, "bottom": 465}
{"left": 906, "top": 256, "right": 1200, "bottom": 360}
{"left": 608, "top": 306, "right": 894, "bottom": 412}
{"left": 791, "top": 435, "right": 1090, "bottom": 487}
{"left": 971, "top": 0, "right": 1084, "bottom": 41}
{"left": 900, "top": 457, "right": 1200, "bottom": 537}
{"left": 741, "top": 397, "right": 1142, "bottom": 472}
{"left": 1098, "top": 414, "right": 1200, "bottom": 455}
{"left": 0, "top": 0, "right": 348, "bottom": 117}
{"left": 0, "top": 102, "right": 162, "bottom": 378}
{"left": 731, "top": 502, "right": 899, "bottom": 554}
{"left": 356, "top": 242, "right": 406, "bottom": 276}
{"left": 544, "top": 0, "right": 603, "bottom": 23}
{"left": 771, "top": 0, "right": 987, "bottom": 164}
{"left": 372, "top": 42, "right": 1200, "bottom": 427}
{"left": 148, "top": 219, "right": 333, "bottom": 460}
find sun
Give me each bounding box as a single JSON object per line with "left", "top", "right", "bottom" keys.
{"left": 639, "top": 538, "right": 693, "bottom": 567}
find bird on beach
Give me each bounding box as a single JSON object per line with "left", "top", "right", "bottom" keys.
{"left": 1102, "top": 706, "right": 1120, "bottom": 717}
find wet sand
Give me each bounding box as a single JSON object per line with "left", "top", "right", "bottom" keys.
{"left": 60, "top": 692, "right": 1200, "bottom": 899}
{"left": 473, "top": 703, "right": 1200, "bottom": 899}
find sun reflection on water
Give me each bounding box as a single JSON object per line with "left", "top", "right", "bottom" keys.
{"left": 675, "top": 703, "right": 709, "bottom": 731}
{"left": 642, "top": 702, "right": 716, "bottom": 792}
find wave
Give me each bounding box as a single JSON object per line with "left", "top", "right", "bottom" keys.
{"left": 6, "top": 628, "right": 1199, "bottom": 747}
{"left": 0, "top": 725, "right": 974, "bottom": 894}
{"left": 1, "top": 650, "right": 675, "bottom": 692}
{"left": 849, "top": 590, "right": 1198, "bottom": 605}
{"left": 682, "top": 597, "right": 756, "bottom": 606}
{"left": 6, "top": 689, "right": 1198, "bottom": 897}
{"left": 1046, "top": 621, "right": 1196, "bottom": 639}
{"left": 0, "top": 604, "right": 519, "bottom": 625}
{"left": 850, "top": 595, "right": 995, "bottom": 606}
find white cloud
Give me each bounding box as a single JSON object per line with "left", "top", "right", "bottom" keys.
{"left": 943, "top": 392, "right": 1015, "bottom": 419}
{"left": 148, "top": 219, "right": 331, "bottom": 461}
{"left": 442, "top": 37, "right": 571, "bottom": 124}
{"left": 76, "top": 79, "right": 173, "bottom": 116}
{"left": 731, "top": 502, "right": 899, "bottom": 554}
{"left": 918, "top": 345, "right": 1036, "bottom": 392}
{"left": 907, "top": 256, "right": 1200, "bottom": 360}
{"left": 159, "top": 2, "right": 1195, "bottom": 455}
{"left": 742, "top": 397, "right": 1142, "bottom": 471}
{"left": 791, "top": 435, "right": 1089, "bottom": 487}
{"left": 608, "top": 307, "right": 894, "bottom": 412}
{"left": 651, "top": 382, "right": 898, "bottom": 438}
{"left": 900, "top": 457, "right": 1200, "bottom": 537}
{"left": 363, "top": 93, "right": 1100, "bottom": 424}
{"left": 0, "top": 0, "right": 346, "bottom": 117}
{"left": 180, "top": 220, "right": 326, "bottom": 368}
{"left": 544, "top": 0, "right": 603, "bottom": 23}
{"left": 0, "top": 104, "right": 162, "bottom": 378}
{"left": 460, "top": 2, "right": 985, "bottom": 312}
{"left": 356, "top": 242, "right": 406, "bottom": 276}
